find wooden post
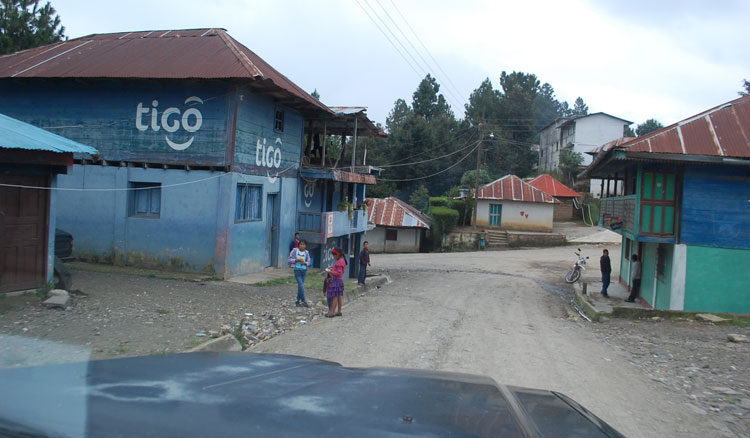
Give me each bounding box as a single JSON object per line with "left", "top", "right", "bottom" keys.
{"left": 351, "top": 116, "right": 358, "bottom": 173}
{"left": 321, "top": 121, "right": 327, "bottom": 167}
{"left": 334, "top": 135, "right": 345, "bottom": 168}
{"left": 472, "top": 123, "right": 484, "bottom": 229}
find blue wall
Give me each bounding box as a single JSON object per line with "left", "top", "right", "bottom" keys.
{"left": 680, "top": 165, "right": 750, "bottom": 249}
{"left": 0, "top": 79, "right": 231, "bottom": 166}
{"left": 56, "top": 165, "right": 226, "bottom": 274}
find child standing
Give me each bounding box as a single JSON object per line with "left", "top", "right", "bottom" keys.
{"left": 288, "top": 239, "right": 311, "bottom": 307}
{"left": 325, "top": 248, "right": 347, "bottom": 317}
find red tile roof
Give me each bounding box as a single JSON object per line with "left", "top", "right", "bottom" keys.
{"left": 0, "top": 28, "right": 331, "bottom": 115}
{"left": 476, "top": 175, "right": 555, "bottom": 203}
{"left": 528, "top": 174, "right": 581, "bottom": 198}
{"left": 366, "top": 197, "right": 430, "bottom": 229}
{"left": 622, "top": 95, "right": 750, "bottom": 158}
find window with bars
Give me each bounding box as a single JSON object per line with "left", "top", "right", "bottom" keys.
{"left": 235, "top": 184, "right": 262, "bottom": 222}
{"left": 129, "top": 182, "right": 161, "bottom": 218}
{"left": 385, "top": 229, "right": 398, "bottom": 241}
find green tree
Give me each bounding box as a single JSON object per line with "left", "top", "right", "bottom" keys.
{"left": 636, "top": 119, "right": 664, "bottom": 136}
{"left": 571, "top": 97, "right": 589, "bottom": 116}
{"left": 623, "top": 125, "right": 635, "bottom": 137}
{"left": 559, "top": 142, "right": 583, "bottom": 186}
{"left": 409, "top": 184, "right": 429, "bottom": 212}
{"left": 534, "top": 82, "right": 564, "bottom": 133}
{"left": 0, "top": 0, "right": 65, "bottom": 54}
{"left": 310, "top": 89, "right": 320, "bottom": 100}
{"left": 412, "top": 73, "right": 453, "bottom": 120}
{"left": 459, "top": 168, "right": 492, "bottom": 188}
{"left": 740, "top": 79, "right": 750, "bottom": 96}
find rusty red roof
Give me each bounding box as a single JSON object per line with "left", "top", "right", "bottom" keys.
{"left": 622, "top": 95, "right": 750, "bottom": 157}
{"left": 476, "top": 175, "right": 555, "bottom": 203}
{"left": 586, "top": 137, "right": 635, "bottom": 155}
{"left": 366, "top": 197, "right": 430, "bottom": 229}
{"left": 528, "top": 174, "right": 581, "bottom": 198}
{"left": 0, "top": 28, "right": 331, "bottom": 115}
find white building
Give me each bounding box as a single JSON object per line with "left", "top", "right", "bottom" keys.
{"left": 539, "top": 112, "right": 632, "bottom": 170}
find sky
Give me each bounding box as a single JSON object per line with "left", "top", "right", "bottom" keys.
{"left": 51, "top": 0, "right": 749, "bottom": 130}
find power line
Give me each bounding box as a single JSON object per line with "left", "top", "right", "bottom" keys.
{"left": 353, "top": 0, "right": 422, "bottom": 80}
{"left": 374, "top": 127, "right": 476, "bottom": 167}
{"left": 376, "top": 140, "right": 479, "bottom": 182}
{"left": 387, "top": 0, "right": 465, "bottom": 106}
{"left": 374, "top": 0, "right": 465, "bottom": 110}
{"left": 377, "top": 133, "right": 478, "bottom": 168}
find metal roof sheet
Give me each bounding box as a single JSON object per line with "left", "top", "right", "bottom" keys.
{"left": 476, "top": 175, "right": 555, "bottom": 203}
{"left": 622, "top": 95, "right": 750, "bottom": 158}
{"left": 528, "top": 174, "right": 581, "bottom": 198}
{"left": 0, "top": 28, "right": 331, "bottom": 115}
{"left": 0, "top": 112, "right": 98, "bottom": 154}
{"left": 366, "top": 197, "right": 430, "bottom": 229}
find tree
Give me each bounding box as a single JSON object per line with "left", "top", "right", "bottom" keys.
{"left": 412, "top": 74, "right": 453, "bottom": 120}
{"left": 636, "top": 119, "right": 664, "bottom": 136}
{"left": 459, "top": 168, "right": 492, "bottom": 188}
{"left": 310, "top": 89, "right": 320, "bottom": 100}
{"left": 534, "top": 82, "right": 564, "bottom": 133}
{"left": 0, "top": 0, "right": 65, "bottom": 55}
{"left": 409, "top": 184, "right": 429, "bottom": 212}
{"left": 559, "top": 142, "right": 583, "bottom": 186}
{"left": 571, "top": 97, "right": 589, "bottom": 116}
{"left": 623, "top": 125, "right": 635, "bottom": 137}
{"left": 740, "top": 79, "right": 750, "bottom": 96}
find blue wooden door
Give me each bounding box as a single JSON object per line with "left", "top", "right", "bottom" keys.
{"left": 489, "top": 204, "right": 502, "bottom": 226}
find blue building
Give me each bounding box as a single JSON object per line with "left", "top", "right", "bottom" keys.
{"left": 0, "top": 29, "right": 381, "bottom": 279}
{"left": 582, "top": 95, "right": 750, "bottom": 313}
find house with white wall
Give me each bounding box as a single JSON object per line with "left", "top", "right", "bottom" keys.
{"left": 475, "top": 175, "right": 556, "bottom": 232}
{"left": 365, "top": 197, "right": 430, "bottom": 253}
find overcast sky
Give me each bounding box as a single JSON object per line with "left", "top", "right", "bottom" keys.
{"left": 52, "top": 0, "right": 749, "bottom": 129}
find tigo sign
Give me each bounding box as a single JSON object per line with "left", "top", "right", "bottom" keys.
{"left": 136, "top": 96, "right": 204, "bottom": 150}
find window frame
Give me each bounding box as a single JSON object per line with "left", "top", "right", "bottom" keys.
{"left": 274, "top": 107, "right": 285, "bottom": 133}
{"left": 128, "top": 182, "right": 161, "bottom": 219}
{"left": 235, "top": 183, "right": 263, "bottom": 223}
{"left": 385, "top": 228, "right": 398, "bottom": 241}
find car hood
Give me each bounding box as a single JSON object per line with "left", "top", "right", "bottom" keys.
{"left": 0, "top": 353, "right": 622, "bottom": 437}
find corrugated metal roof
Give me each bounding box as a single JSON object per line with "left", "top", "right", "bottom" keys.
{"left": 622, "top": 95, "right": 750, "bottom": 158}
{"left": 366, "top": 197, "right": 430, "bottom": 229}
{"left": 0, "top": 28, "right": 331, "bottom": 115}
{"left": 0, "top": 112, "right": 98, "bottom": 154}
{"left": 476, "top": 175, "right": 555, "bottom": 203}
{"left": 528, "top": 174, "right": 581, "bottom": 198}
{"left": 586, "top": 137, "right": 635, "bottom": 155}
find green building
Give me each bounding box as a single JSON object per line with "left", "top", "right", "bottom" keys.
{"left": 582, "top": 95, "right": 750, "bottom": 313}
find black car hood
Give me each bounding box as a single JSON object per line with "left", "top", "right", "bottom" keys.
{"left": 0, "top": 353, "right": 622, "bottom": 437}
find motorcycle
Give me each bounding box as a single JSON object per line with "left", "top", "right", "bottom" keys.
{"left": 564, "top": 248, "right": 589, "bottom": 283}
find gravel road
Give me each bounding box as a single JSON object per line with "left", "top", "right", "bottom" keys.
{"left": 253, "top": 246, "right": 734, "bottom": 437}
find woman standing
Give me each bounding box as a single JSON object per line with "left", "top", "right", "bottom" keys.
{"left": 325, "top": 248, "right": 347, "bottom": 317}
{"left": 288, "top": 239, "right": 311, "bottom": 307}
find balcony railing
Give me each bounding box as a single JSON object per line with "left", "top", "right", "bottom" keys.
{"left": 599, "top": 195, "right": 637, "bottom": 234}
{"left": 298, "top": 210, "right": 368, "bottom": 243}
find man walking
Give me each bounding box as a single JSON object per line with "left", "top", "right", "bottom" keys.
{"left": 626, "top": 254, "right": 641, "bottom": 302}
{"left": 357, "top": 241, "right": 370, "bottom": 285}
{"left": 600, "top": 249, "right": 611, "bottom": 297}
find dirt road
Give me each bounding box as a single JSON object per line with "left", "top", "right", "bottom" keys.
{"left": 254, "top": 246, "right": 719, "bottom": 437}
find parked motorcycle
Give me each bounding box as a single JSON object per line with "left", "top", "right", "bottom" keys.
{"left": 564, "top": 248, "right": 589, "bottom": 283}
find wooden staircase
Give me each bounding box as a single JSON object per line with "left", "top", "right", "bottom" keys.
{"left": 484, "top": 229, "right": 509, "bottom": 248}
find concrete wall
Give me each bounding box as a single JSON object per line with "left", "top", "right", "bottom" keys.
{"left": 553, "top": 198, "right": 575, "bottom": 221}
{"left": 683, "top": 245, "right": 750, "bottom": 313}
{"left": 476, "top": 199, "right": 553, "bottom": 232}
{"left": 573, "top": 114, "right": 628, "bottom": 165}
{"left": 367, "top": 226, "right": 422, "bottom": 253}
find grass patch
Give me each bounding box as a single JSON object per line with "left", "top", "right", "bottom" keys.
{"left": 232, "top": 325, "right": 248, "bottom": 349}
{"left": 255, "top": 276, "right": 296, "bottom": 287}
{"left": 156, "top": 308, "right": 170, "bottom": 315}
{"left": 186, "top": 338, "right": 208, "bottom": 349}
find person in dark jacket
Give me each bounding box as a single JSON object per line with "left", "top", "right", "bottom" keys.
{"left": 626, "top": 254, "right": 642, "bottom": 302}
{"left": 289, "top": 232, "right": 300, "bottom": 252}
{"left": 357, "top": 241, "right": 371, "bottom": 285}
{"left": 600, "top": 249, "right": 611, "bottom": 297}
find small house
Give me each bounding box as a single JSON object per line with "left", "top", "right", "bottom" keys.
{"left": 528, "top": 174, "right": 581, "bottom": 221}
{"left": 0, "top": 113, "right": 97, "bottom": 293}
{"left": 581, "top": 95, "right": 750, "bottom": 313}
{"left": 365, "top": 197, "right": 430, "bottom": 253}
{"left": 475, "top": 175, "right": 556, "bottom": 232}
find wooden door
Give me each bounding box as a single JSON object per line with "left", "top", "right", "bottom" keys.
{"left": 0, "top": 174, "right": 50, "bottom": 293}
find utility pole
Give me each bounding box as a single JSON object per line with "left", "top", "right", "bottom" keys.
{"left": 472, "top": 123, "right": 484, "bottom": 229}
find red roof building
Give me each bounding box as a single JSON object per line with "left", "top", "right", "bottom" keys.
{"left": 476, "top": 175, "right": 556, "bottom": 203}
{"left": 528, "top": 174, "right": 581, "bottom": 199}
{"left": 474, "top": 175, "right": 555, "bottom": 232}
{"left": 365, "top": 197, "right": 429, "bottom": 253}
